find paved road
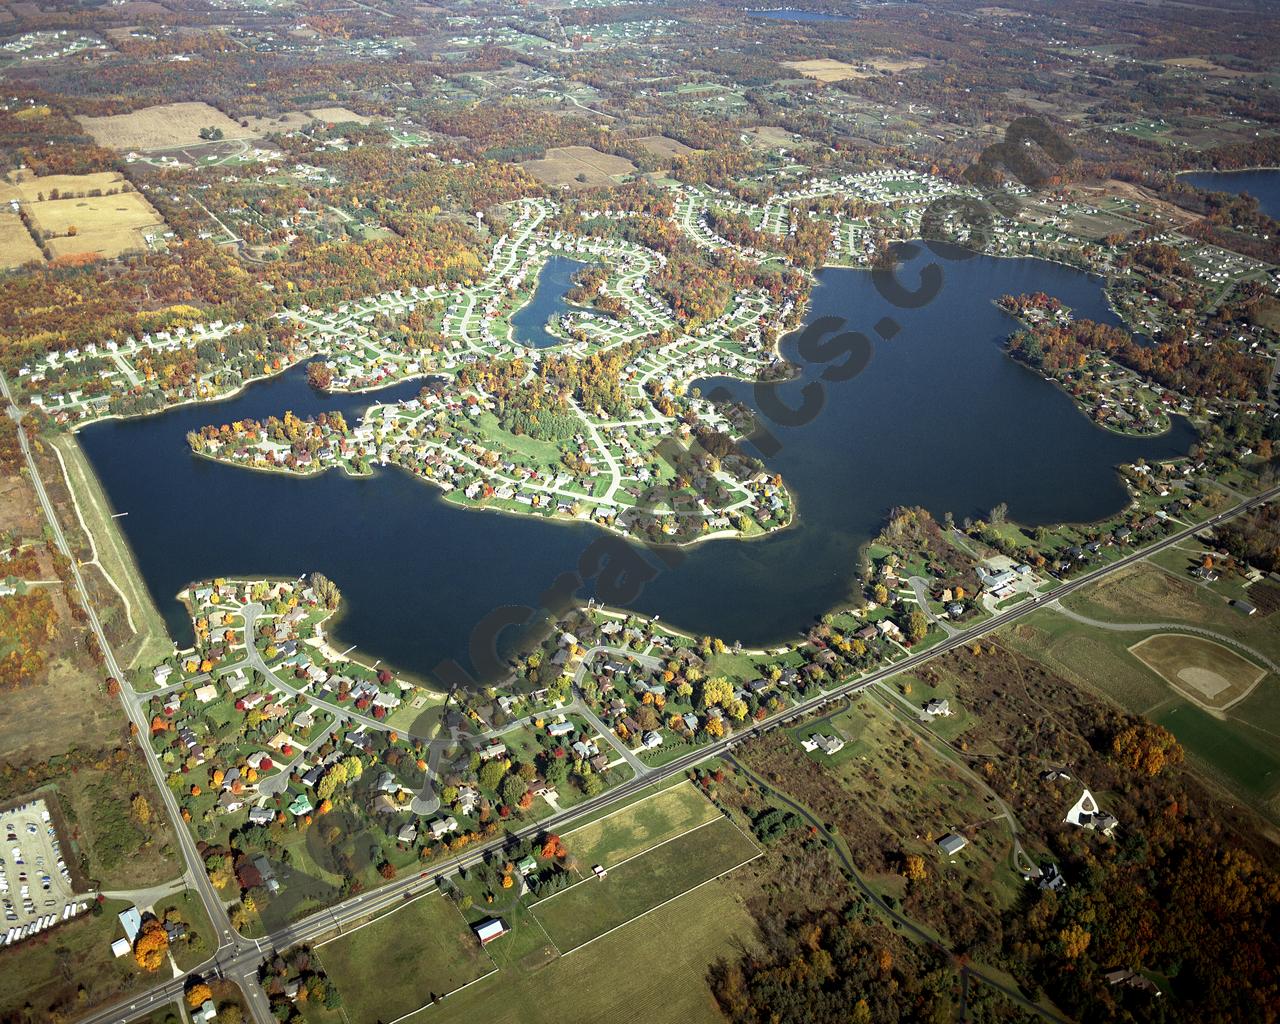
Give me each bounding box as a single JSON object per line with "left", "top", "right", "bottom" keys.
{"left": 1049, "top": 603, "right": 1280, "bottom": 674}
{"left": 0, "top": 372, "right": 275, "bottom": 1024}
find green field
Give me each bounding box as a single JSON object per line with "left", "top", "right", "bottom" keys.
{"left": 423, "top": 878, "right": 757, "bottom": 1024}
{"left": 316, "top": 894, "right": 493, "bottom": 1023}
{"left": 531, "top": 815, "right": 759, "bottom": 952}
{"left": 556, "top": 781, "right": 721, "bottom": 870}
{"left": 1151, "top": 701, "right": 1280, "bottom": 804}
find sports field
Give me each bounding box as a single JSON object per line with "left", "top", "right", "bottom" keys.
{"left": 1129, "top": 633, "right": 1266, "bottom": 709}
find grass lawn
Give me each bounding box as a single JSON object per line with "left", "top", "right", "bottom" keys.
{"left": 1151, "top": 701, "right": 1280, "bottom": 806}
{"left": 315, "top": 893, "right": 493, "bottom": 1023}
{"left": 52, "top": 434, "right": 172, "bottom": 671}
{"left": 422, "top": 878, "right": 755, "bottom": 1024}
{"left": 531, "top": 815, "right": 759, "bottom": 952}
{"left": 556, "top": 781, "right": 720, "bottom": 869}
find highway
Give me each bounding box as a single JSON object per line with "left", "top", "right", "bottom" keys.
{"left": 1, "top": 372, "right": 275, "bottom": 1024}
{"left": 6, "top": 363, "right": 1278, "bottom": 1022}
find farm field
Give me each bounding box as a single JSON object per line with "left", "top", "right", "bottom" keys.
{"left": 0, "top": 170, "right": 167, "bottom": 260}
{"left": 0, "top": 210, "right": 40, "bottom": 267}
{"left": 425, "top": 878, "right": 757, "bottom": 1024}
{"left": 34, "top": 192, "right": 166, "bottom": 259}
{"left": 520, "top": 146, "right": 637, "bottom": 188}
{"left": 633, "top": 135, "right": 697, "bottom": 159}
{"left": 530, "top": 815, "right": 760, "bottom": 952}
{"left": 77, "top": 101, "right": 259, "bottom": 150}
{"left": 307, "top": 106, "right": 372, "bottom": 124}
{"left": 1129, "top": 632, "right": 1266, "bottom": 709}
{"left": 315, "top": 893, "right": 494, "bottom": 1024}
{"left": 782, "top": 58, "right": 864, "bottom": 82}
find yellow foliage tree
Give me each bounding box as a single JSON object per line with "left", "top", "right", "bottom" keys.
{"left": 186, "top": 983, "right": 213, "bottom": 1008}
{"left": 133, "top": 920, "right": 169, "bottom": 971}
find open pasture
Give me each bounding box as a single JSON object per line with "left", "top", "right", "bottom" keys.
{"left": 530, "top": 814, "right": 759, "bottom": 953}
{"left": 0, "top": 212, "right": 41, "bottom": 268}
{"left": 315, "top": 893, "right": 493, "bottom": 1024}
{"left": 520, "top": 146, "right": 636, "bottom": 188}
{"left": 556, "top": 779, "right": 722, "bottom": 871}
{"left": 77, "top": 101, "right": 259, "bottom": 151}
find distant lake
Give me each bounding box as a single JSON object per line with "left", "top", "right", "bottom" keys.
{"left": 510, "top": 256, "right": 588, "bottom": 349}
{"left": 747, "top": 8, "right": 848, "bottom": 21}
{"left": 1180, "top": 169, "right": 1280, "bottom": 220}
{"left": 79, "top": 244, "right": 1195, "bottom": 687}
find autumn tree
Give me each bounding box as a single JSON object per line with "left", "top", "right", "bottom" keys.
{"left": 133, "top": 919, "right": 170, "bottom": 971}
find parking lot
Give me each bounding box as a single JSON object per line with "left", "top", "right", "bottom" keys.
{"left": 0, "top": 798, "right": 83, "bottom": 944}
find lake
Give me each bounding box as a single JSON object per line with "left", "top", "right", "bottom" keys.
{"left": 79, "top": 244, "right": 1195, "bottom": 686}
{"left": 1180, "top": 169, "right": 1280, "bottom": 220}
{"left": 509, "top": 256, "right": 588, "bottom": 349}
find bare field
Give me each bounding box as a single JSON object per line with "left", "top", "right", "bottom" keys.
{"left": 521, "top": 146, "right": 636, "bottom": 188}
{"left": 783, "top": 58, "right": 864, "bottom": 82}
{"left": 307, "top": 106, "right": 371, "bottom": 124}
{"left": 1129, "top": 633, "right": 1266, "bottom": 710}
{"left": 77, "top": 101, "right": 258, "bottom": 151}
{"left": 634, "top": 134, "right": 697, "bottom": 159}
{"left": 0, "top": 212, "right": 41, "bottom": 268}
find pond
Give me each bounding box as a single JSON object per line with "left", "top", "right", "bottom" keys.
{"left": 509, "top": 256, "right": 589, "bottom": 349}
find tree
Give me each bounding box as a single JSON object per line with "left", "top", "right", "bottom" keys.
{"left": 903, "top": 854, "right": 926, "bottom": 883}
{"left": 130, "top": 793, "right": 152, "bottom": 826}
{"left": 134, "top": 919, "right": 169, "bottom": 971}
{"left": 501, "top": 773, "right": 527, "bottom": 808}
{"left": 186, "top": 983, "right": 213, "bottom": 1009}
{"left": 1111, "top": 722, "right": 1184, "bottom": 776}
{"left": 907, "top": 609, "right": 929, "bottom": 644}
{"left": 479, "top": 757, "right": 508, "bottom": 791}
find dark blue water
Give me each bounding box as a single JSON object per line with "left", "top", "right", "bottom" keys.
{"left": 748, "top": 8, "right": 847, "bottom": 21}
{"left": 510, "top": 256, "right": 588, "bottom": 349}
{"left": 79, "top": 246, "right": 1195, "bottom": 686}
{"left": 1181, "top": 169, "right": 1280, "bottom": 220}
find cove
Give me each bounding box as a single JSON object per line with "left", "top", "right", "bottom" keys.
{"left": 77, "top": 245, "right": 1195, "bottom": 685}
{"left": 1180, "top": 169, "right": 1280, "bottom": 220}
{"left": 509, "top": 255, "right": 588, "bottom": 349}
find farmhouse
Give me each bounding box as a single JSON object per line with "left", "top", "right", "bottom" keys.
{"left": 937, "top": 834, "right": 968, "bottom": 857}
{"left": 472, "top": 917, "right": 508, "bottom": 945}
